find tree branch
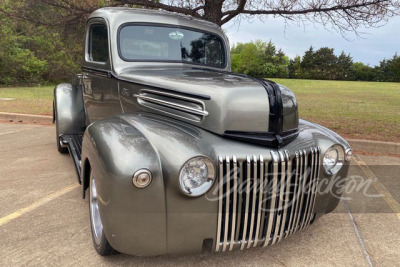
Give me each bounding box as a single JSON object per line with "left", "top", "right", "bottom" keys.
{"left": 116, "top": 0, "right": 203, "bottom": 18}
{"left": 220, "top": 0, "right": 247, "bottom": 25}
{"left": 236, "top": 0, "right": 391, "bottom": 16}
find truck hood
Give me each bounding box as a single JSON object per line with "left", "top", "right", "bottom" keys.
{"left": 118, "top": 67, "right": 298, "bottom": 146}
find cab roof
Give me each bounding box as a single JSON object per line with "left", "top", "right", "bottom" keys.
{"left": 88, "top": 7, "right": 223, "bottom": 35}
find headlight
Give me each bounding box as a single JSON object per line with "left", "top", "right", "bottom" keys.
{"left": 179, "top": 156, "right": 215, "bottom": 197}
{"left": 323, "top": 145, "right": 345, "bottom": 175}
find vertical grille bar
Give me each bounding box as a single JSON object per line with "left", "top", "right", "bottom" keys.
{"left": 240, "top": 156, "right": 251, "bottom": 250}
{"left": 253, "top": 155, "right": 264, "bottom": 247}
{"left": 234, "top": 160, "right": 244, "bottom": 243}
{"left": 293, "top": 150, "right": 305, "bottom": 231}
{"left": 278, "top": 151, "right": 291, "bottom": 242}
{"left": 247, "top": 156, "right": 258, "bottom": 248}
{"left": 229, "top": 156, "right": 238, "bottom": 251}
{"left": 305, "top": 147, "right": 320, "bottom": 228}
{"left": 294, "top": 149, "right": 308, "bottom": 229}
{"left": 222, "top": 156, "right": 230, "bottom": 251}
{"left": 263, "top": 151, "right": 279, "bottom": 247}
{"left": 286, "top": 151, "right": 299, "bottom": 237}
{"left": 302, "top": 148, "right": 316, "bottom": 229}
{"left": 272, "top": 151, "right": 286, "bottom": 244}
{"left": 216, "top": 156, "right": 223, "bottom": 252}
{"left": 300, "top": 148, "right": 314, "bottom": 229}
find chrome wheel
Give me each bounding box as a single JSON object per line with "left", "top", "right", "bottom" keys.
{"left": 90, "top": 174, "right": 103, "bottom": 246}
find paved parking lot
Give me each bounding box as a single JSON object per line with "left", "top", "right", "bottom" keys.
{"left": 0, "top": 123, "right": 399, "bottom": 266}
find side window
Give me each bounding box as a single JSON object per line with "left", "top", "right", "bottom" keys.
{"left": 89, "top": 24, "right": 109, "bottom": 63}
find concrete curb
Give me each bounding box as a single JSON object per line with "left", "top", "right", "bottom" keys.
{"left": 348, "top": 139, "right": 400, "bottom": 156}
{"left": 0, "top": 112, "right": 52, "bottom": 124}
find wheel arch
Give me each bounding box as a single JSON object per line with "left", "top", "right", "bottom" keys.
{"left": 82, "top": 157, "right": 91, "bottom": 199}
{"left": 80, "top": 117, "right": 168, "bottom": 255}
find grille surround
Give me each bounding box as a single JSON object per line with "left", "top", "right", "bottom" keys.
{"left": 215, "top": 147, "right": 320, "bottom": 252}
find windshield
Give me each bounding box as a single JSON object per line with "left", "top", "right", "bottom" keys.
{"left": 118, "top": 25, "right": 226, "bottom": 68}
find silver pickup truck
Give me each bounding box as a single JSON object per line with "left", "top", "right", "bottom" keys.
{"left": 53, "top": 7, "right": 352, "bottom": 256}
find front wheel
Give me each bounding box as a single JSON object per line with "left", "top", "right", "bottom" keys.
{"left": 89, "top": 171, "right": 116, "bottom": 256}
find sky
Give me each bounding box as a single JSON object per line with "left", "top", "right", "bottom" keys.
{"left": 224, "top": 16, "right": 400, "bottom": 66}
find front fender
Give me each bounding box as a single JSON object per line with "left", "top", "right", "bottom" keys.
{"left": 54, "top": 83, "right": 86, "bottom": 135}
{"left": 81, "top": 117, "right": 167, "bottom": 256}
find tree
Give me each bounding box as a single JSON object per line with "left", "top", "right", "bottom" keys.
{"left": 311, "top": 47, "right": 337, "bottom": 79}
{"left": 336, "top": 51, "right": 353, "bottom": 80}
{"left": 378, "top": 54, "right": 400, "bottom": 82}
{"left": 288, "top": 55, "right": 302, "bottom": 78}
{"left": 231, "top": 40, "right": 266, "bottom": 77}
{"left": 0, "top": 13, "right": 48, "bottom": 84}
{"left": 231, "top": 40, "right": 289, "bottom": 78}
{"left": 352, "top": 62, "right": 376, "bottom": 81}
{"left": 300, "top": 46, "right": 315, "bottom": 78}
{"left": 0, "top": 1, "right": 82, "bottom": 84}
{"left": 264, "top": 41, "right": 276, "bottom": 62}
{"left": 1, "top": 1, "right": 399, "bottom": 35}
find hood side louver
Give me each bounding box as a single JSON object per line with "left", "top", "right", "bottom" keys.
{"left": 134, "top": 89, "right": 208, "bottom": 122}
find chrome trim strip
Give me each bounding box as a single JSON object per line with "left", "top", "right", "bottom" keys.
{"left": 137, "top": 88, "right": 209, "bottom": 103}
{"left": 272, "top": 151, "right": 286, "bottom": 245}
{"left": 240, "top": 156, "right": 251, "bottom": 250}
{"left": 222, "top": 156, "right": 230, "bottom": 251}
{"left": 306, "top": 147, "right": 320, "bottom": 228}
{"left": 303, "top": 147, "right": 316, "bottom": 228}
{"left": 234, "top": 158, "right": 244, "bottom": 242}
{"left": 310, "top": 147, "right": 319, "bottom": 227}
{"left": 263, "top": 151, "right": 279, "bottom": 247}
{"left": 247, "top": 155, "right": 258, "bottom": 248}
{"left": 304, "top": 147, "right": 318, "bottom": 227}
{"left": 216, "top": 156, "right": 223, "bottom": 252}
{"left": 134, "top": 94, "right": 209, "bottom": 117}
{"left": 293, "top": 150, "right": 305, "bottom": 232}
{"left": 253, "top": 155, "right": 264, "bottom": 247}
{"left": 300, "top": 148, "right": 313, "bottom": 229}
{"left": 296, "top": 149, "right": 308, "bottom": 229}
{"left": 286, "top": 151, "right": 299, "bottom": 237}
{"left": 278, "top": 151, "right": 291, "bottom": 242}
{"left": 229, "top": 156, "right": 238, "bottom": 251}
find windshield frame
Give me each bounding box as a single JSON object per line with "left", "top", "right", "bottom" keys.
{"left": 117, "top": 22, "right": 227, "bottom": 69}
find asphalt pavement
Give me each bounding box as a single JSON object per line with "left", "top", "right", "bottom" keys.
{"left": 0, "top": 123, "right": 399, "bottom": 266}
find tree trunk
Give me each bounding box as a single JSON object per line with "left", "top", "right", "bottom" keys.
{"left": 202, "top": 0, "right": 224, "bottom": 25}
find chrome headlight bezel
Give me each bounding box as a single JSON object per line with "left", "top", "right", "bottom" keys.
{"left": 323, "top": 144, "right": 345, "bottom": 175}
{"left": 179, "top": 156, "right": 216, "bottom": 197}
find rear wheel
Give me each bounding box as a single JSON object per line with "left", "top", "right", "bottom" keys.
{"left": 89, "top": 171, "right": 116, "bottom": 256}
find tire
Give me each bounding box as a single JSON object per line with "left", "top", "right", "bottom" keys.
{"left": 54, "top": 100, "right": 68, "bottom": 154}
{"left": 89, "top": 171, "right": 116, "bottom": 256}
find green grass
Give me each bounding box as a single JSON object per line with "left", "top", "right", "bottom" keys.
{"left": 270, "top": 79, "right": 400, "bottom": 142}
{"left": 0, "top": 85, "right": 54, "bottom": 115}
{"left": 1, "top": 80, "right": 399, "bottom": 142}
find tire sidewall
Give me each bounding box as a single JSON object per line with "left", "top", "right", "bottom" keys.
{"left": 88, "top": 171, "right": 115, "bottom": 255}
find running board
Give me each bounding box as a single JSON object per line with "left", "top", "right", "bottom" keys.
{"left": 61, "top": 134, "right": 83, "bottom": 183}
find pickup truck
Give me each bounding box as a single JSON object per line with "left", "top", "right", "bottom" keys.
{"left": 53, "top": 7, "right": 352, "bottom": 256}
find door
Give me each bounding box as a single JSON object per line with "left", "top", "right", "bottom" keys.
{"left": 82, "top": 19, "right": 121, "bottom": 122}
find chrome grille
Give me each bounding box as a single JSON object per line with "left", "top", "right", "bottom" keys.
{"left": 216, "top": 147, "right": 320, "bottom": 252}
